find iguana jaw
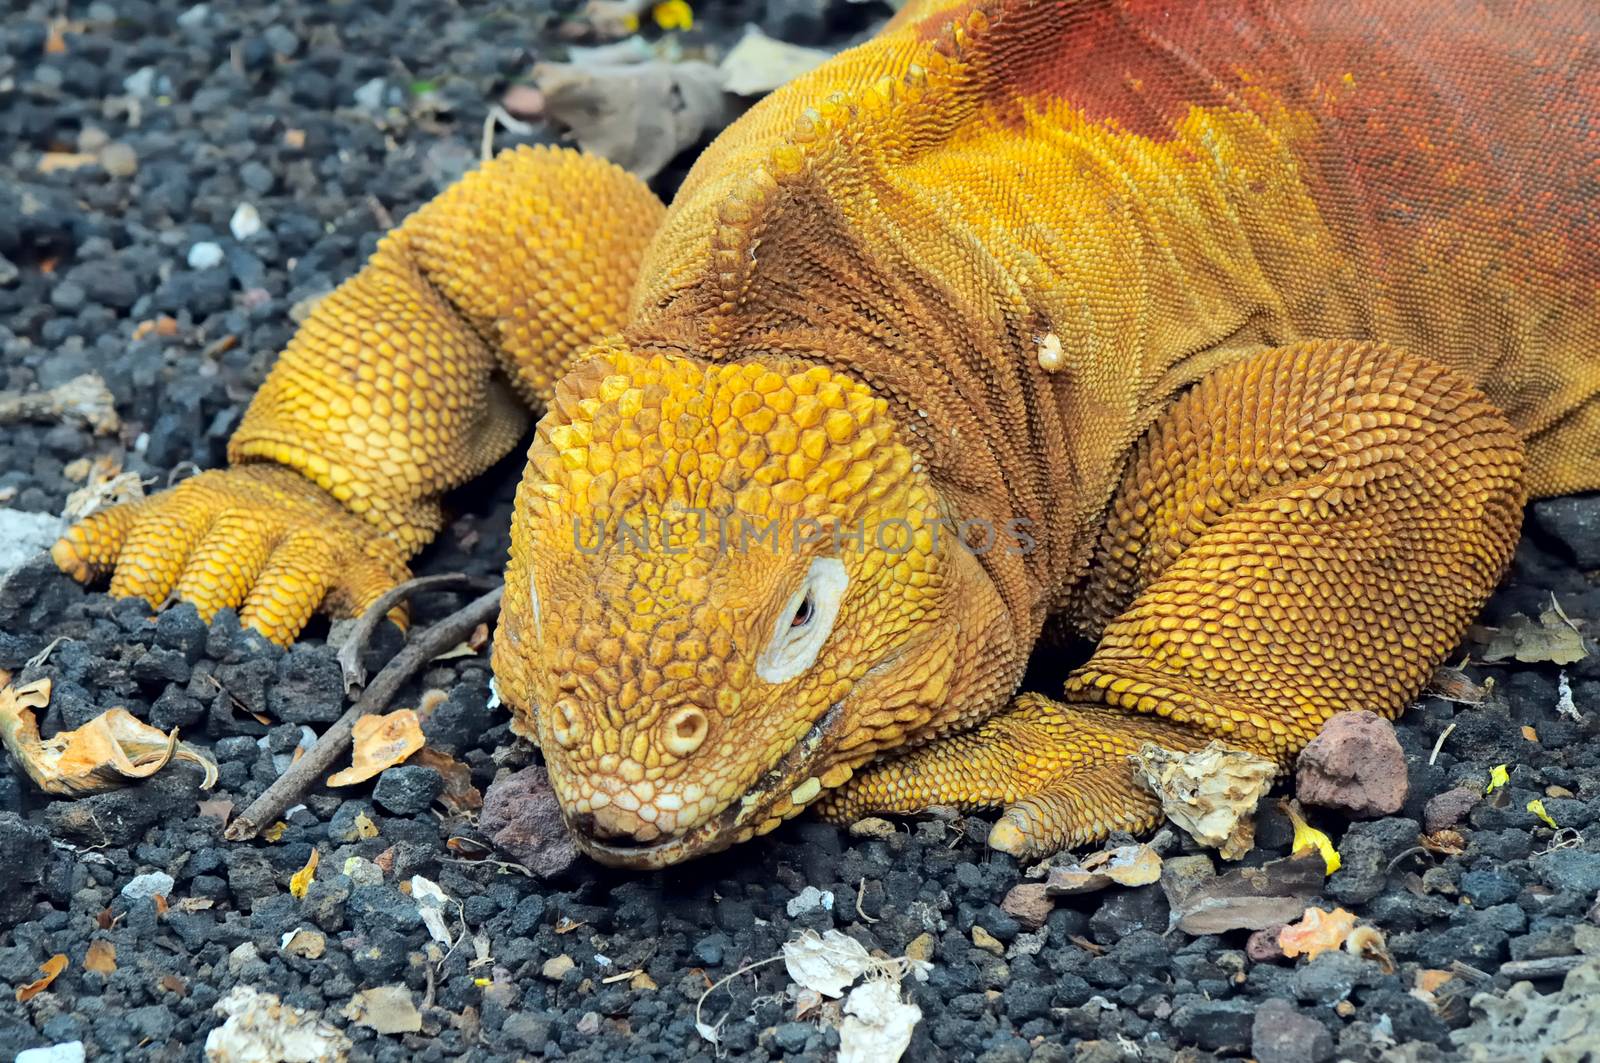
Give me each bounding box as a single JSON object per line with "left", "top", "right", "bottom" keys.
{"left": 568, "top": 698, "right": 850, "bottom": 869}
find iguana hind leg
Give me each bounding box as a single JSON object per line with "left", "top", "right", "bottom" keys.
{"left": 820, "top": 340, "right": 1526, "bottom": 859}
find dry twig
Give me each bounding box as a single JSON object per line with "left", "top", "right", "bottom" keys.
{"left": 226, "top": 585, "right": 503, "bottom": 841}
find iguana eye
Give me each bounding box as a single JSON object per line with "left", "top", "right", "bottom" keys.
{"left": 791, "top": 594, "right": 814, "bottom": 628}
{"left": 755, "top": 558, "right": 846, "bottom": 684}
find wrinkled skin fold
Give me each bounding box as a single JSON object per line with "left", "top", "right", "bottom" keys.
{"left": 55, "top": 0, "right": 1600, "bottom": 866}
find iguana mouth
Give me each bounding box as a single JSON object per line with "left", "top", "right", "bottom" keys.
{"left": 571, "top": 700, "right": 846, "bottom": 869}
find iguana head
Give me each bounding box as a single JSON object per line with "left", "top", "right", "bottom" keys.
{"left": 492, "top": 345, "right": 1009, "bottom": 867}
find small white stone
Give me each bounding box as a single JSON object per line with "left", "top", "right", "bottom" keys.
{"left": 785, "top": 885, "right": 835, "bottom": 917}
{"left": 229, "top": 202, "right": 262, "bottom": 241}
{"left": 16, "top": 1043, "right": 86, "bottom": 1063}
{"left": 120, "top": 871, "right": 175, "bottom": 901}
{"left": 187, "top": 241, "right": 224, "bottom": 269}
{"left": 353, "top": 77, "right": 389, "bottom": 112}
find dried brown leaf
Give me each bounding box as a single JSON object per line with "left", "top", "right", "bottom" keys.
{"left": 413, "top": 747, "right": 482, "bottom": 814}
{"left": 1424, "top": 667, "right": 1490, "bottom": 704}
{"left": 328, "top": 709, "right": 424, "bottom": 786}
{"left": 1046, "top": 844, "right": 1162, "bottom": 895}
{"left": 1278, "top": 907, "right": 1357, "bottom": 961}
{"left": 16, "top": 954, "right": 67, "bottom": 1001}
{"left": 84, "top": 940, "right": 117, "bottom": 975}
{"left": 0, "top": 678, "right": 216, "bottom": 795}
{"left": 1477, "top": 609, "right": 1589, "bottom": 666}
{"left": 1132, "top": 741, "right": 1276, "bottom": 860}
{"left": 1170, "top": 851, "right": 1326, "bottom": 935}
{"left": 1346, "top": 925, "right": 1395, "bottom": 974}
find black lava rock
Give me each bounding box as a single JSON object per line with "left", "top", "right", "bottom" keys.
{"left": 372, "top": 765, "right": 444, "bottom": 816}
{"left": 0, "top": 814, "right": 50, "bottom": 927}
{"left": 268, "top": 645, "right": 344, "bottom": 724}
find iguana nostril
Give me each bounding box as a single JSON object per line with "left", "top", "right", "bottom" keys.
{"left": 662, "top": 706, "right": 708, "bottom": 756}
{"left": 550, "top": 697, "right": 584, "bottom": 749}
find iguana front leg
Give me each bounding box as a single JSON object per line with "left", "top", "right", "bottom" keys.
{"left": 54, "top": 146, "right": 663, "bottom": 643}
{"left": 819, "top": 340, "right": 1526, "bottom": 858}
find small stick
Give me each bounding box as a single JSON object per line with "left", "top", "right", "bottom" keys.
{"left": 1428, "top": 722, "right": 1456, "bottom": 766}
{"left": 226, "top": 585, "right": 503, "bottom": 842}
{"left": 335, "top": 573, "right": 497, "bottom": 692}
{"left": 1500, "top": 955, "right": 1585, "bottom": 981}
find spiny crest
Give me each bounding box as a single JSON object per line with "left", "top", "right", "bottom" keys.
{"left": 703, "top": 4, "right": 1002, "bottom": 331}
{"left": 528, "top": 348, "right": 914, "bottom": 543}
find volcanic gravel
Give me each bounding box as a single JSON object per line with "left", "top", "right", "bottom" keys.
{"left": 3, "top": 2, "right": 1600, "bottom": 1061}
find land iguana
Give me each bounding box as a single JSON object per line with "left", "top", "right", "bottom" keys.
{"left": 51, "top": 0, "right": 1600, "bottom": 868}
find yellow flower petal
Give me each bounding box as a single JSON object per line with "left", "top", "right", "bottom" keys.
{"left": 1486, "top": 764, "right": 1509, "bottom": 794}
{"left": 1286, "top": 800, "right": 1341, "bottom": 875}
{"left": 652, "top": 0, "right": 693, "bottom": 31}
{"left": 1527, "top": 799, "right": 1558, "bottom": 829}
{"left": 289, "top": 848, "right": 319, "bottom": 899}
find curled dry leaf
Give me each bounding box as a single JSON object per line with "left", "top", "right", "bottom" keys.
{"left": 412, "top": 747, "right": 481, "bottom": 814}
{"left": 1419, "top": 829, "right": 1467, "bottom": 856}
{"left": 16, "top": 954, "right": 68, "bottom": 1001}
{"left": 1416, "top": 969, "right": 1455, "bottom": 994}
{"left": 1278, "top": 906, "right": 1358, "bottom": 961}
{"left": 534, "top": 58, "right": 737, "bottom": 180}
{"left": 0, "top": 678, "right": 217, "bottom": 795}
{"left": 62, "top": 468, "right": 143, "bottom": 525}
{"left": 327, "top": 710, "right": 424, "bottom": 787}
{"left": 1476, "top": 608, "right": 1589, "bottom": 666}
{"left": 1424, "top": 666, "right": 1490, "bottom": 704}
{"left": 1132, "top": 741, "right": 1277, "bottom": 860}
{"left": 1346, "top": 924, "right": 1396, "bottom": 974}
{"left": 1046, "top": 844, "right": 1162, "bottom": 895}
{"left": 1528, "top": 799, "right": 1559, "bottom": 829}
{"left": 839, "top": 978, "right": 922, "bottom": 1063}
{"left": 84, "top": 939, "right": 117, "bottom": 975}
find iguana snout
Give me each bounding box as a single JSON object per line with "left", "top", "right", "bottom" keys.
{"left": 490, "top": 345, "right": 1007, "bottom": 867}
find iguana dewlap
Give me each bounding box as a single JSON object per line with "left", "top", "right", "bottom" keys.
{"left": 54, "top": 0, "right": 1600, "bottom": 867}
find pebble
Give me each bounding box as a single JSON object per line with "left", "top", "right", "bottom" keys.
{"left": 541, "top": 954, "right": 575, "bottom": 981}
{"left": 229, "top": 202, "right": 262, "bottom": 240}
{"left": 119, "top": 872, "right": 176, "bottom": 901}
{"left": 1252, "top": 999, "right": 1333, "bottom": 1063}
{"left": 372, "top": 764, "right": 444, "bottom": 816}
{"left": 16, "top": 1044, "right": 86, "bottom": 1063}
{"left": 478, "top": 764, "right": 578, "bottom": 877}
{"left": 98, "top": 143, "right": 138, "bottom": 178}
{"left": 1423, "top": 785, "right": 1480, "bottom": 833}
{"left": 1170, "top": 999, "right": 1254, "bottom": 1053}
{"left": 187, "top": 242, "right": 225, "bottom": 270}
{"left": 1000, "top": 883, "right": 1054, "bottom": 930}
{"left": 971, "top": 925, "right": 1004, "bottom": 955}
{"left": 786, "top": 885, "right": 834, "bottom": 917}
{"left": 1296, "top": 710, "right": 1409, "bottom": 817}
{"left": 1530, "top": 495, "right": 1600, "bottom": 569}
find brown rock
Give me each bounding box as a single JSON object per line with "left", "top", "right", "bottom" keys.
{"left": 479, "top": 764, "right": 578, "bottom": 877}
{"left": 1000, "top": 883, "right": 1054, "bottom": 930}
{"left": 1423, "top": 785, "right": 1481, "bottom": 834}
{"left": 1295, "top": 711, "right": 1408, "bottom": 818}
{"left": 500, "top": 84, "right": 545, "bottom": 121}
{"left": 1246, "top": 924, "right": 1289, "bottom": 963}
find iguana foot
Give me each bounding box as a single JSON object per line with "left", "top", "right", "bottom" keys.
{"left": 815, "top": 693, "right": 1208, "bottom": 860}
